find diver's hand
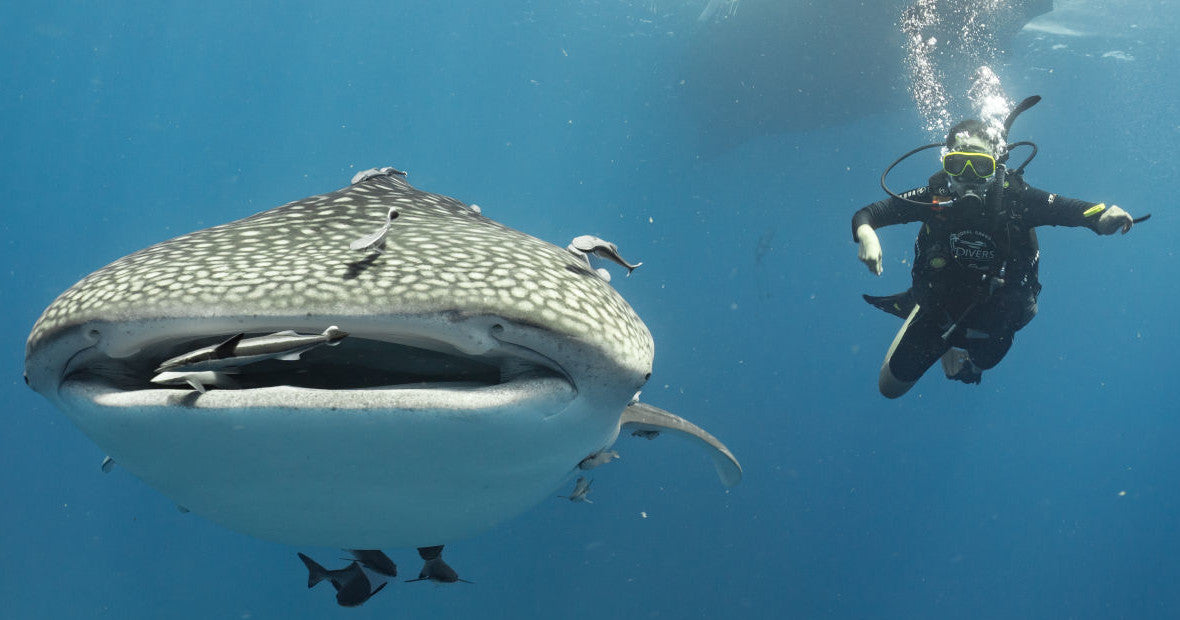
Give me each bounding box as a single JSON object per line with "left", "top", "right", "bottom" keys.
{"left": 856, "top": 224, "right": 883, "bottom": 275}
{"left": 1097, "top": 205, "right": 1134, "bottom": 235}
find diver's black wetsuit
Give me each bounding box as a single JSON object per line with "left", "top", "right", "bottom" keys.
{"left": 852, "top": 170, "right": 1105, "bottom": 383}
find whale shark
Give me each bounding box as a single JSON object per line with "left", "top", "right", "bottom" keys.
{"left": 24, "top": 167, "right": 741, "bottom": 549}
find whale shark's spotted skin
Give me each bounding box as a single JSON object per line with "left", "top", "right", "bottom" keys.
{"left": 29, "top": 174, "right": 653, "bottom": 375}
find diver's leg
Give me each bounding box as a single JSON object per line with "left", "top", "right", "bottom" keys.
{"left": 965, "top": 332, "right": 1014, "bottom": 370}
{"left": 878, "top": 304, "right": 949, "bottom": 398}
{"left": 946, "top": 288, "right": 1028, "bottom": 383}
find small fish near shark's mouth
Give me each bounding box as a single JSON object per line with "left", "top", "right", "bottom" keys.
{"left": 24, "top": 168, "right": 738, "bottom": 549}
{"left": 69, "top": 318, "right": 565, "bottom": 398}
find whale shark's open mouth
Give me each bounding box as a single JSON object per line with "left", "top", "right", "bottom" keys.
{"left": 98, "top": 334, "right": 508, "bottom": 392}
{"left": 47, "top": 317, "right": 580, "bottom": 414}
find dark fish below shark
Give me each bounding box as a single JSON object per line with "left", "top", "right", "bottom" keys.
{"left": 407, "top": 545, "right": 471, "bottom": 584}
{"left": 299, "top": 550, "right": 396, "bottom": 607}
{"left": 24, "top": 167, "right": 741, "bottom": 551}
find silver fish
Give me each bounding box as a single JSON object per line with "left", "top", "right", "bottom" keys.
{"left": 567, "top": 234, "right": 643, "bottom": 276}
{"left": 348, "top": 208, "right": 399, "bottom": 253}
{"left": 578, "top": 449, "right": 620, "bottom": 470}
{"left": 24, "top": 167, "right": 740, "bottom": 549}
{"left": 153, "top": 325, "right": 348, "bottom": 375}
{"left": 149, "top": 369, "right": 238, "bottom": 393}
{"left": 560, "top": 476, "right": 594, "bottom": 503}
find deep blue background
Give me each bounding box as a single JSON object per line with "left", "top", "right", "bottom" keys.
{"left": 2, "top": 1, "right": 1176, "bottom": 618}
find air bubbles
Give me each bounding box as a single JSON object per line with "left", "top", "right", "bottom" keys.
{"left": 900, "top": 0, "right": 1019, "bottom": 138}
{"left": 966, "top": 66, "right": 1013, "bottom": 140}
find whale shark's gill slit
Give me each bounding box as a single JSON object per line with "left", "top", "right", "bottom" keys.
{"left": 81, "top": 336, "right": 505, "bottom": 391}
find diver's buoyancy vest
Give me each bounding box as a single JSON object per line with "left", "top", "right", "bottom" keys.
{"left": 912, "top": 170, "right": 1041, "bottom": 297}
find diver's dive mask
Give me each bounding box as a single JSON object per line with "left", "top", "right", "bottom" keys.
{"left": 942, "top": 151, "right": 996, "bottom": 180}
{"left": 944, "top": 148, "right": 997, "bottom": 211}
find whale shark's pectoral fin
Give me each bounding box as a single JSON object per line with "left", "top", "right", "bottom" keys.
{"left": 620, "top": 402, "right": 742, "bottom": 488}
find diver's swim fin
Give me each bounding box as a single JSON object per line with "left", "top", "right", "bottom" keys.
{"left": 941, "top": 348, "right": 982, "bottom": 385}
{"left": 878, "top": 304, "right": 923, "bottom": 399}
{"left": 863, "top": 289, "right": 916, "bottom": 319}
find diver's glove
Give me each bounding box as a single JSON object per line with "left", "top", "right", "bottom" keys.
{"left": 1096, "top": 205, "right": 1134, "bottom": 235}
{"left": 856, "top": 224, "right": 883, "bottom": 275}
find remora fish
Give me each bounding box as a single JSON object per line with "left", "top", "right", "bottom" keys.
{"left": 24, "top": 167, "right": 741, "bottom": 550}
{"left": 148, "top": 326, "right": 347, "bottom": 393}
{"left": 559, "top": 476, "right": 594, "bottom": 503}
{"left": 153, "top": 326, "right": 348, "bottom": 374}
{"left": 149, "top": 369, "right": 236, "bottom": 394}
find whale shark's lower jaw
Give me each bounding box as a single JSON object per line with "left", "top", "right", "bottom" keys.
{"left": 56, "top": 372, "right": 596, "bottom": 549}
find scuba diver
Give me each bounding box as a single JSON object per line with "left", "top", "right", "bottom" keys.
{"left": 852, "top": 96, "right": 1143, "bottom": 398}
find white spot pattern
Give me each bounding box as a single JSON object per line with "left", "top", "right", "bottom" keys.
{"left": 28, "top": 174, "right": 653, "bottom": 372}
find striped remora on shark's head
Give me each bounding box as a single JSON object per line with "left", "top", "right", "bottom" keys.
{"left": 24, "top": 167, "right": 741, "bottom": 549}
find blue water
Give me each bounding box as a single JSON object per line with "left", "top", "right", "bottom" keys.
{"left": 2, "top": 1, "right": 1177, "bottom": 618}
